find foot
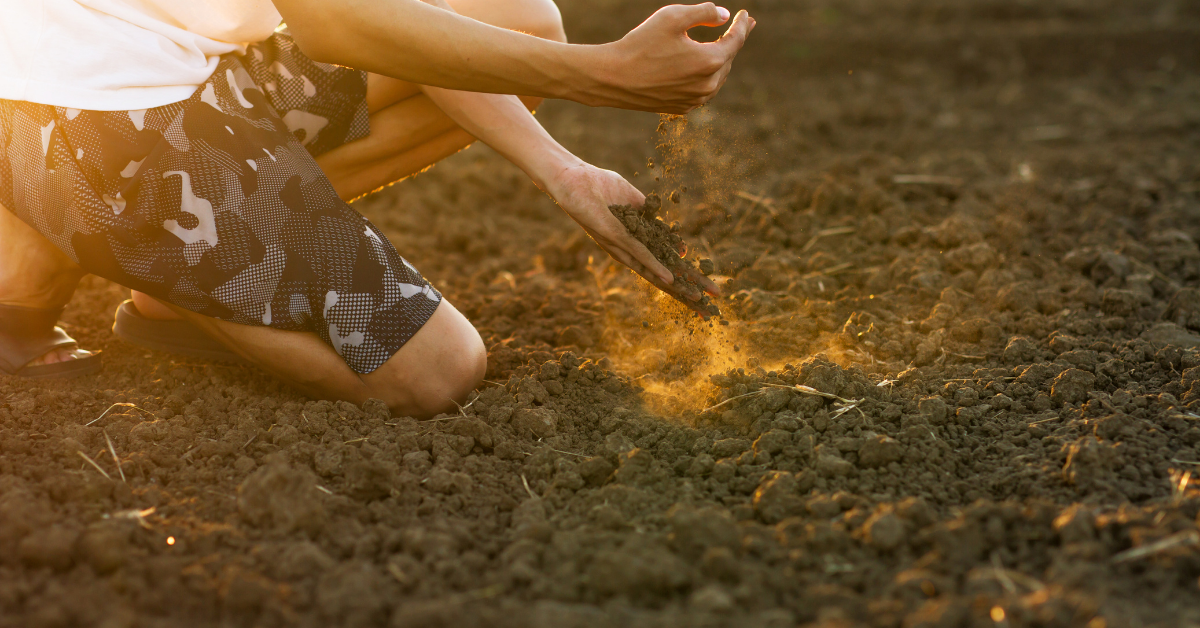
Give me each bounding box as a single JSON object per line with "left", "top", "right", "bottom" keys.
{"left": 131, "top": 291, "right": 183, "bottom": 321}
{"left": 0, "top": 302, "right": 94, "bottom": 368}
{"left": 27, "top": 345, "right": 93, "bottom": 367}
{"left": 0, "top": 199, "right": 99, "bottom": 372}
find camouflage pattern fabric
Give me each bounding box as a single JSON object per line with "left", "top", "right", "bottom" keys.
{"left": 0, "top": 32, "right": 441, "bottom": 374}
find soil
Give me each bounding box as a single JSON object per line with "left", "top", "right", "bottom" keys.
{"left": 4, "top": 1, "right": 1200, "bottom": 627}
{"left": 608, "top": 193, "right": 722, "bottom": 317}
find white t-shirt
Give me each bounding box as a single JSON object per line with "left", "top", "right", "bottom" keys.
{"left": 0, "top": 0, "right": 282, "bottom": 111}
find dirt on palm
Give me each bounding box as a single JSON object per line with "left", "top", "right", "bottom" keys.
{"left": 608, "top": 193, "right": 722, "bottom": 317}
{"left": 4, "top": 1, "right": 1200, "bottom": 627}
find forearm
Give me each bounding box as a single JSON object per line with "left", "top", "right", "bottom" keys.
{"left": 422, "top": 87, "right": 580, "bottom": 190}
{"left": 275, "top": 0, "right": 753, "bottom": 114}
{"left": 274, "top": 0, "right": 601, "bottom": 102}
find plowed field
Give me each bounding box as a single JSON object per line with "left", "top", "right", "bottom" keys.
{"left": 4, "top": 1, "right": 1200, "bottom": 626}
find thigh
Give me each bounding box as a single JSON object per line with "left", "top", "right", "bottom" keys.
{"left": 366, "top": 75, "right": 421, "bottom": 114}
{"left": 244, "top": 31, "right": 373, "bottom": 158}
{"left": 2, "top": 55, "right": 444, "bottom": 376}
{"left": 0, "top": 100, "right": 100, "bottom": 270}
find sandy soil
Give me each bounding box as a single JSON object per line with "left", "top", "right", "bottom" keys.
{"left": 3, "top": 1, "right": 1200, "bottom": 626}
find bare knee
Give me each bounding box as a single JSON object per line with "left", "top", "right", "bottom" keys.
{"left": 362, "top": 300, "right": 486, "bottom": 419}
{"left": 519, "top": 95, "right": 545, "bottom": 113}
{"left": 410, "top": 332, "right": 487, "bottom": 418}
{"left": 520, "top": 0, "right": 567, "bottom": 43}
{"left": 398, "top": 330, "right": 486, "bottom": 419}
{"left": 487, "top": 0, "right": 564, "bottom": 110}
{"left": 450, "top": 0, "right": 567, "bottom": 43}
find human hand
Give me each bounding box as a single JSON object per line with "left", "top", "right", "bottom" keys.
{"left": 585, "top": 4, "right": 755, "bottom": 113}
{"left": 544, "top": 162, "right": 721, "bottom": 314}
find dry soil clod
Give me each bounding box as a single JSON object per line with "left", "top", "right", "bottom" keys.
{"left": 609, "top": 194, "right": 721, "bottom": 318}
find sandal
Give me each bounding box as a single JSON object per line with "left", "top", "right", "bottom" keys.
{"left": 0, "top": 304, "right": 103, "bottom": 379}
{"left": 112, "top": 300, "right": 244, "bottom": 364}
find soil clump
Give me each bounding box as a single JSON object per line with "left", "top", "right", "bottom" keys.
{"left": 609, "top": 194, "right": 721, "bottom": 318}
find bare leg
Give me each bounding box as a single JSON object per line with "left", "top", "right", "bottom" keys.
{"left": 165, "top": 299, "right": 486, "bottom": 418}
{"left": 0, "top": 204, "right": 92, "bottom": 366}
{"left": 125, "top": 0, "right": 567, "bottom": 416}
{"left": 137, "top": 0, "right": 566, "bottom": 308}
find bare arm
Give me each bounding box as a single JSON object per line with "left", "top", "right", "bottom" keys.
{"left": 416, "top": 85, "right": 717, "bottom": 308}
{"left": 294, "top": 0, "right": 727, "bottom": 307}
{"left": 272, "top": 0, "right": 754, "bottom": 113}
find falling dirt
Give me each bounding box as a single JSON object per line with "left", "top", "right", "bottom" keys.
{"left": 4, "top": 1, "right": 1200, "bottom": 627}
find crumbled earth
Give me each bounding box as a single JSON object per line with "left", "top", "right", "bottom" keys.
{"left": 609, "top": 194, "right": 722, "bottom": 317}
{"left": 4, "top": 1, "right": 1200, "bottom": 627}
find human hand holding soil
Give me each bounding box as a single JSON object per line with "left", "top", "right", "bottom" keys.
{"left": 607, "top": 194, "right": 722, "bottom": 317}
{"left": 545, "top": 163, "right": 720, "bottom": 315}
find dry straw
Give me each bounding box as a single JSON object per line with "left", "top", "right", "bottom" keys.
{"left": 103, "top": 430, "right": 126, "bottom": 483}
{"left": 520, "top": 474, "right": 538, "bottom": 500}
{"left": 86, "top": 402, "right": 154, "bottom": 427}
{"left": 77, "top": 450, "right": 111, "bottom": 481}
{"left": 1111, "top": 531, "right": 1200, "bottom": 564}
{"left": 702, "top": 382, "right": 864, "bottom": 419}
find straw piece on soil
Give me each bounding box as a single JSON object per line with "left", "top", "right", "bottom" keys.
{"left": 1111, "top": 531, "right": 1200, "bottom": 563}
{"left": 103, "top": 430, "right": 126, "bottom": 483}
{"left": 77, "top": 450, "right": 112, "bottom": 481}
{"left": 87, "top": 402, "right": 152, "bottom": 427}
{"left": 700, "top": 389, "right": 766, "bottom": 414}
{"left": 521, "top": 474, "right": 538, "bottom": 500}
{"left": 105, "top": 507, "right": 156, "bottom": 529}
{"left": 892, "top": 174, "right": 964, "bottom": 186}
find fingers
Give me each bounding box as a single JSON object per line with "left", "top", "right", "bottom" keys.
{"left": 645, "top": 265, "right": 702, "bottom": 302}
{"left": 594, "top": 232, "right": 703, "bottom": 301}
{"left": 624, "top": 186, "right": 648, "bottom": 208}
{"left": 666, "top": 3, "right": 731, "bottom": 30}
{"left": 602, "top": 226, "right": 718, "bottom": 303}
{"left": 592, "top": 212, "right": 673, "bottom": 285}
{"left": 687, "top": 268, "right": 722, "bottom": 297}
{"left": 715, "top": 9, "right": 754, "bottom": 56}
{"left": 592, "top": 228, "right": 672, "bottom": 286}
{"left": 625, "top": 236, "right": 674, "bottom": 285}
{"left": 686, "top": 10, "right": 751, "bottom": 110}
{"left": 643, "top": 268, "right": 707, "bottom": 307}
{"left": 611, "top": 244, "right": 717, "bottom": 316}
{"left": 614, "top": 247, "right": 690, "bottom": 300}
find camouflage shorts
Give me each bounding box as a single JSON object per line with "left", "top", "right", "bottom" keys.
{"left": 0, "top": 32, "right": 441, "bottom": 374}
